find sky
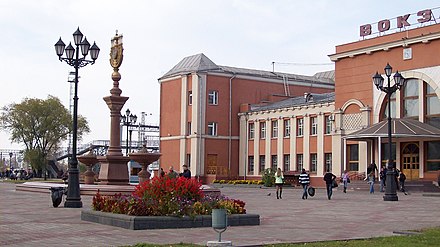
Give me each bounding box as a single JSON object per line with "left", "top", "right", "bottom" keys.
{"left": 1, "top": 0, "right": 439, "bottom": 150}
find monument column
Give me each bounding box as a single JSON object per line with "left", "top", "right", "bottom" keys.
{"left": 98, "top": 31, "right": 130, "bottom": 185}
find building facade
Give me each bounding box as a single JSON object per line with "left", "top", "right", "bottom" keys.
{"left": 159, "top": 14, "right": 440, "bottom": 185}
{"left": 159, "top": 54, "right": 334, "bottom": 183}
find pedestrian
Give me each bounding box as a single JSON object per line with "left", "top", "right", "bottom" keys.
{"left": 341, "top": 170, "right": 350, "bottom": 193}
{"left": 299, "top": 168, "right": 310, "bottom": 199}
{"left": 274, "top": 168, "right": 284, "bottom": 199}
{"left": 179, "top": 164, "right": 191, "bottom": 179}
{"left": 323, "top": 169, "right": 336, "bottom": 200}
{"left": 394, "top": 168, "right": 400, "bottom": 191}
{"left": 368, "top": 172, "right": 375, "bottom": 194}
{"left": 379, "top": 166, "right": 387, "bottom": 192}
{"left": 365, "top": 161, "right": 378, "bottom": 180}
{"left": 168, "top": 166, "right": 178, "bottom": 178}
{"left": 159, "top": 168, "right": 165, "bottom": 177}
{"left": 399, "top": 170, "right": 407, "bottom": 192}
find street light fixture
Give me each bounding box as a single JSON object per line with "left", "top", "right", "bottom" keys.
{"left": 54, "top": 27, "right": 100, "bottom": 208}
{"left": 121, "top": 109, "right": 137, "bottom": 155}
{"left": 373, "top": 63, "right": 405, "bottom": 201}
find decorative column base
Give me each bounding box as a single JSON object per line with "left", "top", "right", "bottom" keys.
{"left": 98, "top": 155, "right": 130, "bottom": 185}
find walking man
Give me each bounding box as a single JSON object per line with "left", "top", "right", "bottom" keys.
{"left": 299, "top": 169, "right": 310, "bottom": 199}
{"left": 323, "top": 169, "right": 336, "bottom": 200}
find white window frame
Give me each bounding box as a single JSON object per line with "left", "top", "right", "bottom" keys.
{"left": 249, "top": 122, "right": 255, "bottom": 139}
{"left": 311, "top": 116, "right": 317, "bottom": 136}
{"left": 310, "top": 153, "right": 317, "bottom": 172}
{"left": 271, "top": 120, "right": 278, "bottom": 138}
{"left": 208, "top": 90, "right": 218, "bottom": 105}
{"left": 208, "top": 122, "right": 218, "bottom": 136}
{"left": 260, "top": 122, "right": 266, "bottom": 139}
{"left": 284, "top": 119, "right": 290, "bottom": 137}
{"left": 297, "top": 118, "right": 304, "bottom": 137}
{"left": 188, "top": 91, "right": 192, "bottom": 105}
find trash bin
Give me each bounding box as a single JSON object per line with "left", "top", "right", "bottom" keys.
{"left": 49, "top": 187, "right": 66, "bottom": 207}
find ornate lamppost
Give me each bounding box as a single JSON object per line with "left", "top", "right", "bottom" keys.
{"left": 373, "top": 63, "right": 405, "bottom": 201}
{"left": 121, "top": 109, "right": 137, "bottom": 155}
{"left": 54, "top": 27, "right": 100, "bottom": 208}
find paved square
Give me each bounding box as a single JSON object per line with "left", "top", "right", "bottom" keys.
{"left": 1, "top": 182, "right": 439, "bottom": 246}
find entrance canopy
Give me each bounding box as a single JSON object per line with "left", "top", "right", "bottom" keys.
{"left": 343, "top": 118, "right": 440, "bottom": 140}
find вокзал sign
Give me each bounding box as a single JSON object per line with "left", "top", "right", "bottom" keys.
{"left": 360, "top": 8, "right": 437, "bottom": 37}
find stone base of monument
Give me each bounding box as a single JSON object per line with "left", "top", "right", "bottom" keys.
{"left": 206, "top": 240, "right": 232, "bottom": 247}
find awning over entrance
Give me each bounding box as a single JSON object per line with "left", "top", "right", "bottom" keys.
{"left": 343, "top": 118, "right": 440, "bottom": 140}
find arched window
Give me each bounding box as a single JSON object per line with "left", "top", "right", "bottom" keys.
{"left": 403, "top": 79, "right": 419, "bottom": 118}
{"left": 381, "top": 92, "right": 396, "bottom": 120}
{"left": 425, "top": 84, "right": 440, "bottom": 129}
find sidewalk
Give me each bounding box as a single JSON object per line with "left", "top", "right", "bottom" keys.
{"left": 1, "top": 182, "right": 440, "bottom": 247}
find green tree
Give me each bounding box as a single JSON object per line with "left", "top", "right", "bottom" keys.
{"left": 0, "top": 96, "right": 90, "bottom": 176}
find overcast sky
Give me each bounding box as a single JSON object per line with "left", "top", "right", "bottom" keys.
{"left": 1, "top": 1, "right": 438, "bottom": 149}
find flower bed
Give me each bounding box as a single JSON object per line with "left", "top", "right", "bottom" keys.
{"left": 81, "top": 176, "right": 259, "bottom": 229}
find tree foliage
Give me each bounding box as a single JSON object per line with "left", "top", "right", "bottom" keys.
{"left": 0, "top": 96, "right": 90, "bottom": 170}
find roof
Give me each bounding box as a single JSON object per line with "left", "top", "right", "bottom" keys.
{"left": 159, "top": 53, "right": 334, "bottom": 85}
{"left": 249, "top": 92, "right": 335, "bottom": 112}
{"left": 343, "top": 118, "right": 440, "bottom": 140}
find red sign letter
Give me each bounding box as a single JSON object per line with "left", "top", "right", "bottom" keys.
{"left": 397, "top": 14, "right": 410, "bottom": 28}
{"left": 417, "top": 9, "right": 432, "bottom": 23}
{"left": 360, "top": 24, "right": 372, "bottom": 37}
{"left": 378, "top": 19, "right": 390, "bottom": 32}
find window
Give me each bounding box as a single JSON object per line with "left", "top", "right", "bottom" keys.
{"left": 271, "top": 155, "right": 277, "bottom": 171}
{"left": 426, "top": 141, "right": 440, "bottom": 172}
{"left": 325, "top": 116, "right": 332, "bottom": 134}
{"left": 284, "top": 119, "right": 290, "bottom": 137}
{"left": 187, "top": 122, "right": 192, "bottom": 135}
{"left": 188, "top": 91, "right": 192, "bottom": 105}
{"left": 310, "top": 116, "right": 317, "bottom": 135}
{"left": 382, "top": 92, "right": 396, "bottom": 120}
{"left": 248, "top": 156, "right": 254, "bottom": 175}
{"left": 260, "top": 122, "right": 266, "bottom": 139}
{"left": 403, "top": 79, "right": 419, "bottom": 118}
{"left": 186, "top": 154, "right": 191, "bottom": 169}
{"left": 259, "top": 155, "right": 265, "bottom": 175}
{"left": 297, "top": 118, "right": 304, "bottom": 137}
{"left": 208, "top": 90, "right": 218, "bottom": 105}
{"left": 207, "top": 122, "right": 217, "bottom": 136}
{"left": 325, "top": 153, "right": 332, "bottom": 172}
{"left": 310, "top": 153, "right": 317, "bottom": 173}
{"left": 348, "top": 144, "right": 359, "bottom": 171}
{"left": 426, "top": 84, "right": 440, "bottom": 129}
{"left": 271, "top": 120, "right": 278, "bottom": 138}
{"left": 296, "top": 154, "right": 303, "bottom": 171}
{"left": 248, "top": 122, "right": 255, "bottom": 139}
{"left": 283, "top": 154, "right": 290, "bottom": 171}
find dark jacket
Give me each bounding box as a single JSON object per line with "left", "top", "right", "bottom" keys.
{"left": 180, "top": 169, "right": 191, "bottom": 179}
{"left": 323, "top": 172, "right": 336, "bottom": 184}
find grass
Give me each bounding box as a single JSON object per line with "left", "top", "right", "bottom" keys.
{"left": 123, "top": 227, "right": 440, "bottom": 247}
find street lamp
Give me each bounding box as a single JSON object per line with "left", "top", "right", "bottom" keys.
{"left": 54, "top": 27, "right": 100, "bottom": 208}
{"left": 373, "top": 63, "right": 405, "bottom": 201}
{"left": 121, "top": 109, "right": 137, "bottom": 155}
{"left": 9, "top": 152, "right": 13, "bottom": 170}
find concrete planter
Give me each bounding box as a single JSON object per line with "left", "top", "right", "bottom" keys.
{"left": 81, "top": 210, "right": 260, "bottom": 230}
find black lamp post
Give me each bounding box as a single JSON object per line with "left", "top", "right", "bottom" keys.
{"left": 9, "top": 152, "right": 13, "bottom": 170}
{"left": 373, "top": 63, "right": 405, "bottom": 201}
{"left": 54, "top": 27, "right": 100, "bottom": 208}
{"left": 121, "top": 109, "right": 137, "bottom": 155}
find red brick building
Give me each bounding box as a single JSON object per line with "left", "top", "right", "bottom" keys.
{"left": 159, "top": 54, "right": 334, "bottom": 183}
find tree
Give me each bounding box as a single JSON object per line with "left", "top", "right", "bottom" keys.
{"left": 0, "top": 96, "right": 90, "bottom": 176}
